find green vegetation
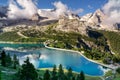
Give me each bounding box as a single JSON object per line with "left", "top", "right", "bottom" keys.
{"left": 41, "top": 64, "right": 86, "bottom": 80}
{"left": 67, "top": 67, "right": 73, "bottom": 80}
{"left": 99, "top": 31, "right": 120, "bottom": 54}
{"left": 103, "top": 69, "right": 120, "bottom": 80}
{"left": 0, "top": 26, "right": 120, "bottom": 64}
{"left": 22, "top": 29, "right": 106, "bottom": 51}
{"left": 0, "top": 51, "right": 103, "bottom": 80}
{"left": 0, "top": 25, "right": 119, "bottom": 56}
{"left": 0, "top": 32, "right": 21, "bottom": 41}
{"left": 97, "top": 30, "right": 120, "bottom": 63}
{"left": 1, "top": 27, "right": 120, "bottom": 63}
{"left": 18, "top": 37, "right": 46, "bottom": 42}
{"left": 104, "top": 70, "right": 113, "bottom": 78}
{"left": 1, "top": 51, "right": 6, "bottom": 67}
{"left": 76, "top": 71, "right": 85, "bottom": 80}
{"left": 0, "top": 66, "right": 17, "bottom": 80}
{"left": 16, "top": 57, "right": 38, "bottom": 80}
{"left": 0, "top": 69, "right": 1, "bottom": 80}
{"left": 6, "top": 53, "right": 12, "bottom": 67}
{"left": 0, "top": 50, "right": 19, "bottom": 68}
{"left": 13, "top": 54, "right": 19, "bottom": 69}
{"left": 113, "top": 74, "right": 120, "bottom": 80}
{"left": 0, "top": 31, "right": 46, "bottom": 42}
{"left": 116, "top": 67, "right": 120, "bottom": 74}
{"left": 22, "top": 29, "right": 84, "bottom": 48}
{"left": 43, "top": 70, "right": 51, "bottom": 80}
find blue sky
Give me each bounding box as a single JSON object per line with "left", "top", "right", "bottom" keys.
{"left": 0, "top": 0, "right": 108, "bottom": 15}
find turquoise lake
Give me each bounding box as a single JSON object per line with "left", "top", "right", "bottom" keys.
{"left": 0, "top": 43, "right": 105, "bottom": 76}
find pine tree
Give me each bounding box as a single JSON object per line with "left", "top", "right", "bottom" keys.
{"left": 76, "top": 74, "right": 80, "bottom": 80}
{"left": 1, "top": 50, "right": 6, "bottom": 67}
{"left": 19, "top": 57, "right": 38, "bottom": 80}
{"left": 58, "top": 64, "right": 65, "bottom": 80}
{"left": 43, "top": 70, "right": 50, "bottom": 80}
{"left": 51, "top": 65, "right": 57, "bottom": 80}
{"left": 6, "top": 53, "right": 12, "bottom": 67}
{"left": 67, "top": 67, "right": 73, "bottom": 80}
{"left": 72, "top": 76, "right": 75, "bottom": 80}
{"left": 0, "top": 69, "right": 1, "bottom": 80}
{"left": 76, "top": 71, "right": 85, "bottom": 80}
{"left": 58, "top": 64, "right": 64, "bottom": 76}
{"left": 52, "top": 65, "right": 57, "bottom": 77}
{"left": 13, "top": 54, "right": 19, "bottom": 69}
{"left": 79, "top": 71, "right": 85, "bottom": 80}
{"left": 16, "top": 68, "right": 21, "bottom": 80}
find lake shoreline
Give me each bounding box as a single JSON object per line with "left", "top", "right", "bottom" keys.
{"left": 0, "top": 41, "right": 42, "bottom": 44}
{"left": 0, "top": 41, "right": 115, "bottom": 78}
{"left": 39, "top": 68, "right": 104, "bottom": 78}
{"left": 0, "top": 41, "right": 114, "bottom": 69}
{"left": 0, "top": 41, "right": 114, "bottom": 70}
{"left": 44, "top": 43, "right": 114, "bottom": 70}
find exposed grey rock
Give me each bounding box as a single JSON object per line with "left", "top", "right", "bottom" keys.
{"left": 55, "top": 15, "right": 88, "bottom": 35}
{"left": 31, "top": 13, "right": 39, "bottom": 21}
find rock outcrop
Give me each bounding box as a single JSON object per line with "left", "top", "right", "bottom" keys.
{"left": 31, "top": 13, "right": 39, "bottom": 21}
{"left": 55, "top": 15, "right": 87, "bottom": 35}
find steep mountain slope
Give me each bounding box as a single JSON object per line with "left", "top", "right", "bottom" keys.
{"left": 55, "top": 15, "right": 87, "bottom": 35}
{"left": 87, "top": 9, "right": 106, "bottom": 25}
{"left": 80, "top": 9, "right": 104, "bottom": 29}
{"left": 0, "top": 8, "right": 120, "bottom": 64}
{"left": 0, "top": 8, "right": 120, "bottom": 54}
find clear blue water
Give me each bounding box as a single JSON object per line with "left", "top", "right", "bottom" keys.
{"left": 0, "top": 43, "right": 105, "bottom": 76}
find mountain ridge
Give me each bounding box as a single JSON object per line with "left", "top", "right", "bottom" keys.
{"left": 0, "top": 7, "right": 120, "bottom": 55}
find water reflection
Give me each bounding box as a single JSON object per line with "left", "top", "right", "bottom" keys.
{"left": 0, "top": 43, "right": 105, "bottom": 76}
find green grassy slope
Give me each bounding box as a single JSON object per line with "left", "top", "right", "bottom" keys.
{"left": 0, "top": 32, "right": 21, "bottom": 42}
{"left": 99, "top": 31, "right": 120, "bottom": 54}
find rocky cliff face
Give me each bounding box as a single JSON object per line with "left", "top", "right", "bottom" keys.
{"left": 55, "top": 15, "right": 87, "bottom": 35}
{"left": 31, "top": 13, "right": 39, "bottom": 21}
{"left": 0, "top": 6, "right": 119, "bottom": 32}
{"left": 0, "top": 8, "right": 118, "bottom": 54}
{"left": 54, "top": 9, "right": 120, "bottom": 36}
{"left": 54, "top": 9, "right": 104, "bottom": 35}
{"left": 80, "top": 9, "right": 107, "bottom": 29}
{"left": 0, "top": 6, "right": 120, "bottom": 33}
{"left": 88, "top": 9, "right": 106, "bottom": 24}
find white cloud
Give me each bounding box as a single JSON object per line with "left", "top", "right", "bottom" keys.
{"left": 102, "top": 0, "right": 120, "bottom": 25}
{"left": 53, "top": 1, "right": 69, "bottom": 16}
{"left": 7, "top": 0, "right": 38, "bottom": 19}
{"left": 53, "top": 1, "right": 83, "bottom": 16}
{"left": 7, "top": 0, "right": 83, "bottom": 20}
{"left": 38, "top": 1, "right": 69, "bottom": 19}
{"left": 38, "top": 1, "right": 83, "bottom": 19}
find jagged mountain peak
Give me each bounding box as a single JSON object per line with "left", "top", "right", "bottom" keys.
{"left": 94, "top": 9, "right": 104, "bottom": 15}
{"left": 88, "top": 9, "right": 106, "bottom": 24}
{"left": 80, "top": 9, "right": 106, "bottom": 23}
{"left": 80, "top": 13, "right": 93, "bottom": 22}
